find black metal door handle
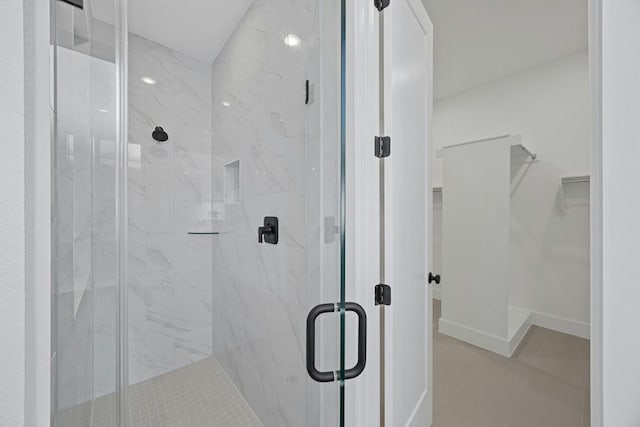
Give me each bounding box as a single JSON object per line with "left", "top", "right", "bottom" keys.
{"left": 306, "top": 302, "right": 367, "bottom": 383}
{"left": 306, "top": 303, "right": 336, "bottom": 382}
{"left": 344, "top": 302, "right": 367, "bottom": 380}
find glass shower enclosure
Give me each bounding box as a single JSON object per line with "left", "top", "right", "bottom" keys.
{"left": 51, "top": 0, "right": 355, "bottom": 426}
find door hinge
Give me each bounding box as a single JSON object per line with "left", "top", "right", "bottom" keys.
{"left": 374, "top": 0, "right": 390, "bottom": 12}
{"left": 375, "top": 136, "right": 391, "bottom": 158}
{"left": 375, "top": 284, "right": 391, "bottom": 306}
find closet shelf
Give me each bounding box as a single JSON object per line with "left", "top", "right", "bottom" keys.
{"left": 437, "top": 135, "right": 537, "bottom": 161}
{"left": 561, "top": 175, "right": 590, "bottom": 184}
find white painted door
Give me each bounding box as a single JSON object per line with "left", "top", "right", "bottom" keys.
{"left": 386, "top": 0, "right": 433, "bottom": 425}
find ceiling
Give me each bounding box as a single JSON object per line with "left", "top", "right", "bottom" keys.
{"left": 421, "top": 0, "right": 588, "bottom": 100}
{"left": 90, "top": 1, "right": 587, "bottom": 96}
{"left": 91, "top": 0, "right": 252, "bottom": 63}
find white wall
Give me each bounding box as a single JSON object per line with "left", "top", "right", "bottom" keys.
{"left": 440, "top": 139, "right": 511, "bottom": 339}
{"left": 432, "top": 51, "right": 590, "bottom": 185}
{"left": 600, "top": 0, "right": 640, "bottom": 425}
{"left": 0, "top": 0, "right": 25, "bottom": 425}
{"left": 432, "top": 51, "right": 591, "bottom": 334}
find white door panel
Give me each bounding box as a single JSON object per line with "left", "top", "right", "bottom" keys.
{"left": 387, "top": 0, "right": 433, "bottom": 425}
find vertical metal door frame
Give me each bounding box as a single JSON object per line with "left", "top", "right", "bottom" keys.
{"left": 340, "top": 0, "right": 348, "bottom": 424}
{"left": 114, "top": 0, "right": 129, "bottom": 424}
{"left": 377, "top": 6, "right": 388, "bottom": 427}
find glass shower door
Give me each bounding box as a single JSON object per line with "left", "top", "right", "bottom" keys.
{"left": 119, "top": 0, "right": 352, "bottom": 426}
{"left": 51, "top": 0, "right": 121, "bottom": 425}
{"left": 51, "top": 0, "right": 358, "bottom": 424}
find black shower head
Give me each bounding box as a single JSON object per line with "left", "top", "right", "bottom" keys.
{"left": 152, "top": 126, "right": 168, "bottom": 142}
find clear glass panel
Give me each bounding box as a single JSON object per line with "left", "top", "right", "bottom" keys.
{"left": 51, "top": 0, "right": 119, "bottom": 425}
{"left": 121, "top": 0, "right": 344, "bottom": 426}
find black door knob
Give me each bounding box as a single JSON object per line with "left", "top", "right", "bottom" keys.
{"left": 428, "top": 272, "right": 441, "bottom": 285}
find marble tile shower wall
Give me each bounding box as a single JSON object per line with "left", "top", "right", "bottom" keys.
{"left": 125, "top": 33, "right": 215, "bottom": 386}
{"left": 209, "top": 1, "right": 335, "bottom": 426}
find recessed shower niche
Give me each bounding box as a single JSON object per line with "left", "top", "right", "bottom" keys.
{"left": 224, "top": 160, "right": 240, "bottom": 204}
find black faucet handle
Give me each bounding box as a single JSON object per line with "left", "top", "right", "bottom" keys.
{"left": 258, "top": 225, "right": 273, "bottom": 243}
{"left": 258, "top": 217, "right": 278, "bottom": 244}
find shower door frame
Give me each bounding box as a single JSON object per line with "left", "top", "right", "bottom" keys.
{"left": 113, "top": 0, "right": 128, "bottom": 424}
{"left": 344, "top": 1, "right": 433, "bottom": 425}
{"left": 342, "top": 0, "right": 381, "bottom": 423}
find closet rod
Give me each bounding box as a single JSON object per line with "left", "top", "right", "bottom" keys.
{"left": 562, "top": 175, "right": 591, "bottom": 184}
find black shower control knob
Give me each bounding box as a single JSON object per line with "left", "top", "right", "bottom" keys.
{"left": 258, "top": 217, "right": 279, "bottom": 244}
{"left": 428, "top": 272, "right": 441, "bottom": 285}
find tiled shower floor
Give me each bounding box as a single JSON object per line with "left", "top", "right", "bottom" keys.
{"left": 57, "top": 357, "right": 262, "bottom": 427}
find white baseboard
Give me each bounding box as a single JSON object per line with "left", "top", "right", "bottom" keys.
{"left": 507, "top": 307, "right": 532, "bottom": 355}
{"left": 438, "top": 314, "right": 531, "bottom": 357}
{"left": 529, "top": 311, "right": 590, "bottom": 339}
{"left": 438, "top": 309, "right": 590, "bottom": 357}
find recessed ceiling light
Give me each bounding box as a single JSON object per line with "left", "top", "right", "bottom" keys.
{"left": 98, "top": 109, "right": 108, "bottom": 113}
{"left": 283, "top": 33, "right": 301, "bottom": 47}
{"left": 222, "top": 101, "right": 231, "bottom": 107}
{"left": 141, "top": 76, "right": 156, "bottom": 85}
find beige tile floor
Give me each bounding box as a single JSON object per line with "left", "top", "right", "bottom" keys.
{"left": 125, "top": 357, "right": 262, "bottom": 427}
{"left": 433, "top": 299, "right": 590, "bottom": 427}
{"left": 56, "top": 357, "right": 262, "bottom": 427}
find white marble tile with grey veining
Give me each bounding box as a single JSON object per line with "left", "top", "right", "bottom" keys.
{"left": 207, "top": 1, "right": 333, "bottom": 424}
{"left": 126, "top": 32, "right": 216, "bottom": 387}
